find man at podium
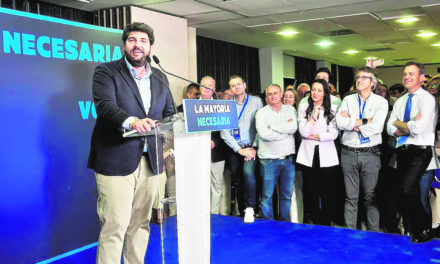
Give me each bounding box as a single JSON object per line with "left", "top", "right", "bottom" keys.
{"left": 87, "top": 22, "right": 175, "bottom": 264}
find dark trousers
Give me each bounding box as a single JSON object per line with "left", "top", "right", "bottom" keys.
{"left": 396, "top": 147, "right": 432, "bottom": 235}
{"left": 228, "top": 151, "right": 258, "bottom": 215}
{"left": 302, "top": 145, "right": 337, "bottom": 226}
{"left": 303, "top": 165, "right": 337, "bottom": 226}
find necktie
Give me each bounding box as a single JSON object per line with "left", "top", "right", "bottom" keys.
{"left": 397, "top": 94, "right": 414, "bottom": 146}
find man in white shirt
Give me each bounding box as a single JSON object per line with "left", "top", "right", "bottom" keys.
{"left": 299, "top": 67, "right": 342, "bottom": 108}
{"left": 315, "top": 67, "right": 342, "bottom": 108}
{"left": 336, "top": 66, "right": 388, "bottom": 232}
{"left": 387, "top": 61, "right": 437, "bottom": 243}
{"left": 256, "top": 84, "right": 297, "bottom": 221}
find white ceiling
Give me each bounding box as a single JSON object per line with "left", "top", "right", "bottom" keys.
{"left": 43, "top": 0, "right": 440, "bottom": 67}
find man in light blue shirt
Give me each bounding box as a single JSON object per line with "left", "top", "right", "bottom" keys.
{"left": 221, "top": 75, "right": 263, "bottom": 223}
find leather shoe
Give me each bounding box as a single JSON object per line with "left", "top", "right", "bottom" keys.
{"left": 411, "top": 229, "right": 433, "bottom": 243}
{"left": 432, "top": 226, "right": 440, "bottom": 238}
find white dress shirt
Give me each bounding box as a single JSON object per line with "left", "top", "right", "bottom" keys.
{"left": 336, "top": 92, "right": 388, "bottom": 148}
{"left": 387, "top": 87, "right": 437, "bottom": 147}
{"left": 256, "top": 104, "right": 297, "bottom": 159}
{"left": 296, "top": 102, "right": 339, "bottom": 167}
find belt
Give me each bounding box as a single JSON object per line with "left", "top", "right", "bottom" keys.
{"left": 343, "top": 145, "right": 380, "bottom": 153}
{"left": 278, "top": 154, "right": 294, "bottom": 160}
{"left": 399, "top": 144, "right": 430, "bottom": 150}
{"left": 239, "top": 143, "right": 252, "bottom": 148}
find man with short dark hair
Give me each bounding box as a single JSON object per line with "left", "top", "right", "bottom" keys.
{"left": 336, "top": 66, "right": 388, "bottom": 232}
{"left": 177, "top": 83, "right": 200, "bottom": 112}
{"left": 387, "top": 61, "right": 437, "bottom": 243}
{"left": 221, "top": 75, "right": 263, "bottom": 223}
{"left": 315, "top": 67, "right": 342, "bottom": 107}
{"left": 389, "top": 83, "right": 405, "bottom": 99}
{"left": 88, "top": 22, "right": 175, "bottom": 264}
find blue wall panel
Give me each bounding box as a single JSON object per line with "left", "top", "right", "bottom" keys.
{"left": 0, "top": 8, "right": 122, "bottom": 263}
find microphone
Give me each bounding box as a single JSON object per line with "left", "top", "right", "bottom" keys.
{"left": 152, "top": 55, "right": 219, "bottom": 99}
{"left": 147, "top": 55, "right": 178, "bottom": 114}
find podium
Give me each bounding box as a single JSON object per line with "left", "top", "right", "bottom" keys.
{"left": 173, "top": 119, "right": 211, "bottom": 264}
{"left": 124, "top": 99, "right": 237, "bottom": 264}
{"left": 123, "top": 113, "right": 211, "bottom": 264}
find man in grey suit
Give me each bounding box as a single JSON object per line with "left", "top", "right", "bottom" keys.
{"left": 87, "top": 22, "right": 175, "bottom": 264}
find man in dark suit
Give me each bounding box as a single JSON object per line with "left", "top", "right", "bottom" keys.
{"left": 87, "top": 22, "right": 175, "bottom": 264}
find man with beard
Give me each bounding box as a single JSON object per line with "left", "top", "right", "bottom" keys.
{"left": 87, "top": 22, "right": 175, "bottom": 264}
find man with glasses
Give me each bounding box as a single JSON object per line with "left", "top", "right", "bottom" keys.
{"left": 427, "top": 76, "right": 439, "bottom": 97}
{"left": 336, "top": 66, "right": 388, "bottom": 232}
{"left": 423, "top": 74, "right": 432, "bottom": 90}
{"left": 387, "top": 62, "right": 437, "bottom": 243}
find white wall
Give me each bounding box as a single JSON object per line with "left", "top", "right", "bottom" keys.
{"left": 130, "top": 7, "right": 197, "bottom": 104}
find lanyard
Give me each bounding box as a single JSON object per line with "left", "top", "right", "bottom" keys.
{"left": 358, "top": 95, "right": 367, "bottom": 119}
{"left": 237, "top": 94, "right": 249, "bottom": 120}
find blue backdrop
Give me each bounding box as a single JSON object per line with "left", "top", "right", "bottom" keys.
{"left": 0, "top": 8, "right": 122, "bottom": 263}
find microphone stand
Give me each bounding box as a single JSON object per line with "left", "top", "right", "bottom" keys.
{"left": 147, "top": 56, "right": 178, "bottom": 113}
{"left": 152, "top": 55, "right": 219, "bottom": 99}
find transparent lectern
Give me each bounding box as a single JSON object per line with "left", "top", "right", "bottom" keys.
{"left": 124, "top": 112, "right": 211, "bottom": 264}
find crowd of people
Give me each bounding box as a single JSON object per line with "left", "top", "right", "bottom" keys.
{"left": 159, "top": 62, "right": 440, "bottom": 245}
{"left": 89, "top": 21, "right": 440, "bottom": 264}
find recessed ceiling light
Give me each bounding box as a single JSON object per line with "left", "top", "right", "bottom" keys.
{"left": 316, "top": 41, "right": 333, "bottom": 47}
{"left": 343, "top": 50, "right": 359, "bottom": 54}
{"left": 417, "top": 31, "right": 437, "bottom": 37}
{"left": 396, "top": 17, "right": 419, "bottom": 23}
{"left": 277, "top": 30, "right": 299, "bottom": 36}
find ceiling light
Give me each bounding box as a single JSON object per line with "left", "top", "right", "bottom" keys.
{"left": 416, "top": 31, "right": 437, "bottom": 37}
{"left": 247, "top": 22, "right": 282, "bottom": 28}
{"left": 343, "top": 50, "right": 359, "bottom": 54}
{"left": 284, "top": 18, "right": 324, "bottom": 24}
{"left": 381, "top": 14, "right": 425, "bottom": 21}
{"left": 432, "top": 43, "right": 440, "bottom": 47}
{"left": 277, "top": 30, "right": 299, "bottom": 36}
{"left": 396, "top": 17, "right": 419, "bottom": 23}
{"left": 422, "top": 3, "right": 440, "bottom": 7}
{"left": 316, "top": 41, "right": 333, "bottom": 47}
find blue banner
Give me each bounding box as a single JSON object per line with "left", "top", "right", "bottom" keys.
{"left": 184, "top": 99, "right": 238, "bottom": 132}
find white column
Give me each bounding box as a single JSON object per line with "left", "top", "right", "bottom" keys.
{"left": 259, "top": 47, "right": 284, "bottom": 92}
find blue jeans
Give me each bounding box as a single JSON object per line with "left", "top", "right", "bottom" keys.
{"left": 228, "top": 152, "right": 257, "bottom": 214}
{"left": 260, "top": 157, "right": 295, "bottom": 221}
{"left": 420, "top": 169, "right": 435, "bottom": 218}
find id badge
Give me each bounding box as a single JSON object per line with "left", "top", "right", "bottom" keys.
{"left": 233, "top": 128, "right": 240, "bottom": 140}
{"left": 359, "top": 134, "right": 370, "bottom": 144}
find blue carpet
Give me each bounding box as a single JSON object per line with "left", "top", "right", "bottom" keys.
{"left": 42, "top": 215, "right": 440, "bottom": 264}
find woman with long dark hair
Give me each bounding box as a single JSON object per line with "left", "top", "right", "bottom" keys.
{"left": 296, "top": 79, "right": 339, "bottom": 226}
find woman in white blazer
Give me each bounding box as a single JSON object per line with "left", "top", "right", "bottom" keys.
{"left": 296, "top": 79, "right": 339, "bottom": 226}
